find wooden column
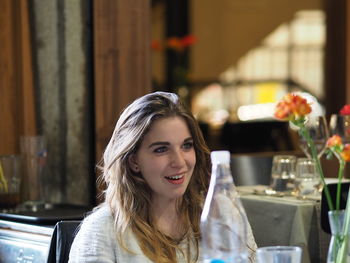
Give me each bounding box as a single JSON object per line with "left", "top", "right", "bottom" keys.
{"left": 324, "top": 0, "right": 347, "bottom": 115}
{"left": 347, "top": 0, "right": 350, "bottom": 103}
{"left": 0, "top": 0, "right": 36, "bottom": 155}
{"left": 93, "top": 0, "right": 152, "bottom": 164}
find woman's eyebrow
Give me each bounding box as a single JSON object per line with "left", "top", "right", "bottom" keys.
{"left": 148, "top": 137, "right": 193, "bottom": 148}
{"left": 148, "top": 141, "right": 170, "bottom": 148}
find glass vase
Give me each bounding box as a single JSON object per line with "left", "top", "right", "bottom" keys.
{"left": 327, "top": 210, "right": 350, "bottom": 263}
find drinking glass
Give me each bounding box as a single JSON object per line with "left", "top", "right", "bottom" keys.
{"left": 20, "top": 135, "right": 48, "bottom": 211}
{"left": 270, "top": 155, "right": 296, "bottom": 192}
{"left": 298, "top": 116, "right": 329, "bottom": 159}
{"left": 294, "top": 158, "right": 320, "bottom": 197}
{"left": 257, "top": 246, "right": 302, "bottom": 263}
{"left": 329, "top": 114, "right": 350, "bottom": 143}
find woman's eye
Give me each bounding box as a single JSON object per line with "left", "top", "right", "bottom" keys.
{"left": 183, "top": 142, "right": 194, "bottom": 150}
{"left": 153, "top": 146, "right": 167, "bottom": 153}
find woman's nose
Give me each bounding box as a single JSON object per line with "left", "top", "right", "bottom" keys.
{"left": 170, "top": 150, "right": 186, "bottom": 167}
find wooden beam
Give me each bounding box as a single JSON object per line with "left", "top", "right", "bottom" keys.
{"left": 324, "top": 0, "right": 347, "bottom": 115}
{"left": 93, "top": 0, "right": 152, "bottom": 163}
{"left": 0, "top": 0, "right": 19, "bottom": 154}
{"left": 93, "top": 0, "right": 152, "bottom": 199}
{"left": 0, "top": 0, "right": 36, "bottom": 155}
{"left": 18, "top": 0, "right": 37, "bottom": 136}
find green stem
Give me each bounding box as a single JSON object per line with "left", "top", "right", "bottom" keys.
{"left": 336, "top": 188, "right": 350, "bottom": 262}
{"left": 336, "top": 158, "right": 346, "bottom": 211}
{"left": 299, "top": 126, "right": 335, "bottom": 211}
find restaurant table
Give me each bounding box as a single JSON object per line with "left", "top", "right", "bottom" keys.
{"left": 238, "top": 185, "right": 330, "bottom": 263}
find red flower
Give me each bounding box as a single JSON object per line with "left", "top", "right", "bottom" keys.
{"left": 274, "top": 94, "right": 312, "bottom": 121}
{"left": 327, "top": 135, "right": 343, "bottom": 148}
{"left": 340, "top": 105, "right": 350, "bottom": 115}
{"left": 181, "top": 35, "right": 196, "bottom": 47}
{"left": 152, "top": 35, "right": 197, "bottom": 52}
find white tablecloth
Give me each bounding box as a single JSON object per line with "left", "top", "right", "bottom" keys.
{"left": 238, "top": 185, "right": 330, "bottom": 263}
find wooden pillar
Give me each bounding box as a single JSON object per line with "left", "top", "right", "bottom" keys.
{"left": 324, "top": 0, "right": 347, "bottom": 115}
{"left": 93, "top": 0, "right": 152, "bottom": 164}
{"left": 347, "top": 0, "right": 350, "bottom": 103}
{"left": 0, "top": 0, "right": 36, "bottom": 155}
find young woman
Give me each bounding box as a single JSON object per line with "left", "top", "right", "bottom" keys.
{"left": 68, "top": 92, "right": 256, "bottom": 262}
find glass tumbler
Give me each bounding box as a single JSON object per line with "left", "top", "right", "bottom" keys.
{"left": 20, "top": 135, "right": 48, "bottom": 210}
{"left": 295, "top": 158, "right": 320, "bottom": 197}
{"left": 270, "top": 155, "right": 296, "bottom": 192}
{"left": 257, "top": 246, "right": 302, "bottom": 263}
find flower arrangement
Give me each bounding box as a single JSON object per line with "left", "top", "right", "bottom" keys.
{"left": 326, "top": 135, "right": 350, "bottom": 210}
{"left": 275, "top": 93, "right": 350, "bottom": 262}
{"left": 152, "top": 35, "right": 196, "bottom": 96}
{"left": 151, "top": 35, "right": 197, "bottom": 52}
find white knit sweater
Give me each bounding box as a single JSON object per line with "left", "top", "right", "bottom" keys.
{"left": 68, "top": 204, "right": 257, "bottom": 262}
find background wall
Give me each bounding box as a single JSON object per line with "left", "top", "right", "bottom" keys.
{"left": 0, "top": 0, "right": 152, "bottom": 205}
{"left": 191, "top": 0, "right": 322, "bottom": 82}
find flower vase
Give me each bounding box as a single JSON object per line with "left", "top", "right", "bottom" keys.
{"left": 327, "top": 210, "right": 350, "bottom": 263}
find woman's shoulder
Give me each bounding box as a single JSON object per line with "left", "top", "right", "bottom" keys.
{"left": 77, "top": 204, "right": 114, "bottom": 234}
{"left": 69, "top": 204, "right": 117, "bottom": 262}
{"left": 84, "top": 204, "right": 113, "bottom": 222}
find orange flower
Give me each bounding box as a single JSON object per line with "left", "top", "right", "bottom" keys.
{"left": 340, "top": 105, "right": 350, "bottom": 115}
{"left": 327, "top": 135, "right": 350, "bottom": 162}
{"left": 167, "top": 37, "right": 184, "bottom": 52}
{"left": 274, "top": 94, "right": 312, "bottom": 121}
{"left": 151, "top": 40, "right": 162, "bottom": 51}
{"left": 341, "top": 144, "right": 350, "bottom": 161}
{"left": 327, "top": 135, "right": 343, "bottom": 148}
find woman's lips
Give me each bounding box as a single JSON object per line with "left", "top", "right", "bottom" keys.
{"left": 165, "top": 173, "right": 185, "bottom": 185}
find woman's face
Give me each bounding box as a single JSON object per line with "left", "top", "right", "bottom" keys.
{"left": 131, "top": 116, "right": 196, "bottom": 204}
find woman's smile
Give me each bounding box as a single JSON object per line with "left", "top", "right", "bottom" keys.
{"left": 164, "top": 172, "right": 186, "bottom": 184}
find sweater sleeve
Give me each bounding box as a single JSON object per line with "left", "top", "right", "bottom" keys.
{"left": 68, "top": 207, "right": 117, "bottom": 263}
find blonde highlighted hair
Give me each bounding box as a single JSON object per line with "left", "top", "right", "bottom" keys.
{"left": 101, "top": 92, "right": 210, "bottom": 262}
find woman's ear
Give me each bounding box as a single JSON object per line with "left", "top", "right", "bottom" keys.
{"left": 128, "top": 154, "right": 140, "bottom": 172}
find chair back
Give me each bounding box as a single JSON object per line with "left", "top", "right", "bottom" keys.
{"left": 46, "top": 220, "right": 81, "bottom": 263}
{"left": 230, "top": 155, "right": 273, "bottom": 186}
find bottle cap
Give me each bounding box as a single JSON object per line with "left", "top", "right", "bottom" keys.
{"left": 211, "top": 151, "right": 230, "bottom": 164}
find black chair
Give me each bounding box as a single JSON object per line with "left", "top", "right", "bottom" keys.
{"left": 320, "top": 182, "right": 350, "bottom": 234}
{"left": 230, "top": 155, "right": 273, "bottom": 186}
{"left": 47, "top": 220, "right": 81, "bottom": 263}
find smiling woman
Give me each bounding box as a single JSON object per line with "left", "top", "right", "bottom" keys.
{"left": 69, "top": 92, "right": 212, "bottom": 263}
{"left": 68, "top": 91, "right": 257, "bottom": 262}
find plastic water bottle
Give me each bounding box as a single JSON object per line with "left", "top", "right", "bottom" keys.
{"left": 201, "top": 151, "right": 249, "bottom": 263}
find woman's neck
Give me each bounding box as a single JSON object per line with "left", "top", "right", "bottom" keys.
{"left": 151, "top": 198, "right": 184, "bottom": 240}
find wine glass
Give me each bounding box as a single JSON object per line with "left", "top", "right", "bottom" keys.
{"left": 298, "top": 116, "right": 329, "bottom": 159}
{"left": 329, "top": 114, "right": 350, "bottom": 143}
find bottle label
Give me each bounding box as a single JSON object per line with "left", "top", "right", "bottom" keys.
{"left": 203, "top": 259, "right": 226, "bottom": 263}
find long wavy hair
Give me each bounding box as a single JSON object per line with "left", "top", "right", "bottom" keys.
{"left": 101, "top": 92, "right": 211, "bottom": 262}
